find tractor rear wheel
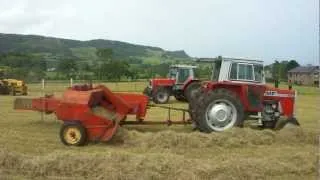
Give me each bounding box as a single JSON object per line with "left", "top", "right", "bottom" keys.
{"left": 188, "top": 88, "right": 203, "bottom": 121}
{"left": 60, "top": 123, "right": 87, "bottom": 146}
{"left": 194, "top": 89, "right": 244, "bottom": 133}
{"left": 184, "top": 82, "right": 201, "bottom": 102}
{"left": 153, "top": 87, "right": 170, "bottom": 104}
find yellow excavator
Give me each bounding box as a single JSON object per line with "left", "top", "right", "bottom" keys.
{"left": 1, "top": 79, "right": 28, "bottom": 96}
{"left": 0, "top": 66, "right": 28, "bottom": 96}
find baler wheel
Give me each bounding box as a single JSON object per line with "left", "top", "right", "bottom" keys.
{"left": 60, "top": 123, "right": 87, "bottom": 146}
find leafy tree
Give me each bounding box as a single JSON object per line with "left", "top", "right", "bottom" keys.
{"left": 286, "top": 60, "right": 300, "bottom": 71}
{"left": 272, "top": 60, "right": 280, "bottom": 80}
{"left": 96, "top": 48, "right": 113, "bottom": 62}
{"left": 57, "top": 58, "right": 78, "bottom": 78}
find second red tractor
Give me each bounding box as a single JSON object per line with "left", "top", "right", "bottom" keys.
{"left": 143, "top": 65, "right": 201, "bottom": 104}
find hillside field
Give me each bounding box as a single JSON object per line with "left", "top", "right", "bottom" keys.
{"left": 0, "top": 82, "right": 319, "bottom": 180}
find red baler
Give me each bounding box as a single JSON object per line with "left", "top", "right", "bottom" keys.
{"left": 14, "top": 85, "right": 149, "bottom": 146}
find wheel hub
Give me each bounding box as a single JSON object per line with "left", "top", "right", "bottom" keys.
{"left": 205, "top": 100, "right": 237, "bottom": 131}
{"left": 64, "top": 127, "right": 81, "bottom": 145}
{"left": 208, "top": 103, "right": 231, "bottom": 123}
{"left": 157, "top": 92, "right": 168, "bottom": 102}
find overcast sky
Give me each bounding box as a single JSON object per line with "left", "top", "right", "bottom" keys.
{"left": 0, "top": 0, "right": 318, "bottom": 65}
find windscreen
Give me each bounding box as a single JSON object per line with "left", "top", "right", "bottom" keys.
{"left": 230, "top": 63, "right": 264, "bottom": 82}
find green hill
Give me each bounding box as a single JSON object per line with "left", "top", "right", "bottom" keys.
{"left": 0, "top": 33, "right": 191, "bottom": 63}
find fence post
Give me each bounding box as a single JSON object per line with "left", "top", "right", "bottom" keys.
{"left": 41, "top": 79, "right": 45, "bottom": 121}
{"left": 70, "top": 78, "right": 73, "bottom": 87}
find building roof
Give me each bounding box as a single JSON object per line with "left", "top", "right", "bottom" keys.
{"left": 288, "top": 66, "right": 319, "bottom": 73}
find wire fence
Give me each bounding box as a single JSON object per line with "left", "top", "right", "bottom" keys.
{"left": 27, "top": 79, "right": 148, "bottom": 96}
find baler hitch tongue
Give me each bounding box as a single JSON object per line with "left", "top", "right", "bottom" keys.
{"left": 14, "top": 98, "right": 34, "bottom": 110}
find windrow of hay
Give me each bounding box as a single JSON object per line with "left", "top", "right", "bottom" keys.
{"left": 109, "top": 126, "right": 317, "bottom": 149}
{"left": 0, "top": 146, "right": 315, "bottom": 180}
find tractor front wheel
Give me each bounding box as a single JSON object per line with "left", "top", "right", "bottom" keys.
{"left": 153, "top": 87, "right": 170, "bottom": 104}
{"left": 60, "top": 123, "right": 87, "bottom": 146}
{"left": 194, "top": 89, "right": 244, "bottom": 132}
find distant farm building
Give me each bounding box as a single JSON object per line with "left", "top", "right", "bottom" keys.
{"left": 288, "top": 66, "right": 319, "bottom": 86}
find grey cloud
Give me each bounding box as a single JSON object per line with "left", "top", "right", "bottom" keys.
{"left": 0, "top": 0, "right": 318, "bottom": 65}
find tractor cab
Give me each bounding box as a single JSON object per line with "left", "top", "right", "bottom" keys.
{"left": 168, "top": 64, "right": 197, "bottom": 85}
{"left": 197, "top": 57, "right": 265, "bottom": 83}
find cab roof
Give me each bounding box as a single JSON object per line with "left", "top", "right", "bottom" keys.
{"left": 196, "top": 57, "right": 263, "bottom": 64}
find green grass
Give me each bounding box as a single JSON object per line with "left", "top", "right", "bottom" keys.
{"left": 0, "top": 82, "right": 319, "bottom": 179}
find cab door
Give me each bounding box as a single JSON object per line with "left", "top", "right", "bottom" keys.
{"left": 230, "top": 62, "right": 266, "bottom": 110}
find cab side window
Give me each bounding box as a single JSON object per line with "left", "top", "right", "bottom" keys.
{"left": 230, "top": 63, "right": 254, "bottom": 81}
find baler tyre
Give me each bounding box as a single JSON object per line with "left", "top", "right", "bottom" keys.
{"left": 60, "top": 123, "right": 87, "bottom": 146}
{"left": 184, "top": 82, "right": 201, "bottom": 102}
{"left": 153, "top": 87, "right": 170, "bottom": 104}
{"left": 194, "top": 89, "right": 244, "bottom": 133}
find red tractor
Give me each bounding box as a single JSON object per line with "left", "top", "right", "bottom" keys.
{"left": 143, "top": 65, "right": 201, "bottom": 104}
{"left": 189, "top": 57, "right": 300, "bottom": 132}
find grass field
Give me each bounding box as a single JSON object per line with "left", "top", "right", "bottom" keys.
{"left": 0, "top": 82, "right": 319, "bottom": 180}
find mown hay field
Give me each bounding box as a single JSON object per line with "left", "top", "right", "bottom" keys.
{"left": 0, "top": 81, "right": 319, "bottom": 180}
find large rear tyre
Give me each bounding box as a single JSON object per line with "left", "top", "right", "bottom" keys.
{"left": 188, "top": 88, "right": 204, "bottom": 122}
{"left": 194, "top": 89, "right": 244, "bottom": 133}
{"left": 60, "top": 123, "right": 87, "bottom": 146}
{"left": 153, "top": 87, "right": 170, "bottom": 104}
{"left": 184, "top": 82, "right": 201, "bottom": 102}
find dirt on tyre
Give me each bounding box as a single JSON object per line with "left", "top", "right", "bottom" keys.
{"left": 184, "top": 81, "right": 201, "bottom": 102}
{"left": 194, "top": 88, "right": 244, "bottom": 133}
{"left": 188, "top": 87, "right": 204, "bottom": 122}
{"left": 60, "top": 123, "right": 87, "bottom": 146}
{"left": 152, "top": 87, "right": 170, "bottom": 104}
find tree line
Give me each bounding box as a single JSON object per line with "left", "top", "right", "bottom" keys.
{"left": 0, "top": 49, "right": 185, "bottom": 82}
{"left": 0, "top": 49, "right": 301, "bottom": 82}
{"left": 266, "top": 60, "right": 300, "bottom": 82}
